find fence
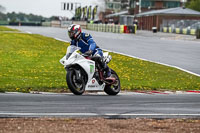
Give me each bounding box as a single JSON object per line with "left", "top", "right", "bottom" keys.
{"left": 9, "top": 22, "right": 41, "bottom": 26}
{"left": 0, "top": 21, "right": 9, "bottom": 25}
{"left": 160, "top": 20, "right": 200, "bottom": 35}
{"left": 42, "top": 21, "right": 86, "bottom": 28}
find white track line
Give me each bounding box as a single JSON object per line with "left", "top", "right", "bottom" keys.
{"left": 54, "top": 37, "right": 200, "bottom": 77}
{"left": 0, "top": 113, "right": 97, "bottom": 116}
{"left": 54, "top": 38, "right": 69, "bottom": 42}
{"left": 26, "top": 31, "right": 32, "bottom": 34}
{"left": 0, "top": 113, "right": 200, "bottom": 117}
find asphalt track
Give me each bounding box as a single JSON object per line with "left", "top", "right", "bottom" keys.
{"left": 0, "top": 93, "right": 200, "bottom": 118}
{"left": 10, "top": 26, "right": 200, "bottom": 76}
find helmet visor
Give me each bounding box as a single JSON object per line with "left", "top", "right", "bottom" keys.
{"left": 68, "top": 30, "right": 75, "bottom": 39}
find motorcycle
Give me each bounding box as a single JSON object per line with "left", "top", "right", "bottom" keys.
{"left": 60, "top": 45, "right": 120, "bottom": 95}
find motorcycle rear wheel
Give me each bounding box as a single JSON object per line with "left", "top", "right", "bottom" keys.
{"left": 104, "top": 69, "right": 121, "bottom": 95}
{"left": 66, "top": 70, "right": 85, "bottom": 95}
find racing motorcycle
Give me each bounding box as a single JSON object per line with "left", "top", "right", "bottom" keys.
{"left": 60, "top": 45, "right": 120, "bottom": 95}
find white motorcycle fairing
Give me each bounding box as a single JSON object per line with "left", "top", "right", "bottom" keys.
{"left": 60, "top": 46, "right": 105, "bottom": 91}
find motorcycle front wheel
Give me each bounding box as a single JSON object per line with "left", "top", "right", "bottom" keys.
{"left": 66, "top": 70, "right": 85, "bottom": 95}
{"left": 104, "top": 69, "right": 121, "bottom": 95}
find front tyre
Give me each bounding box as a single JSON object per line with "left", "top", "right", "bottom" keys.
{"left": 104, "top": 69, "right": 121, "bottom": 95}
{"left": 66, "top": 70, "right": 85, "bottom": 95}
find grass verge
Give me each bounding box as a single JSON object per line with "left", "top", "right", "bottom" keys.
{"left": 0, "top": 26, "right": 200, "bottom": 92}
{"left": 0, "top": 26, "right": 19, "bottom": 32}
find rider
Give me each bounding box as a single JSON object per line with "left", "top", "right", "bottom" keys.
{"left": 67, "top": 24, "right": 111, "bottom": 79}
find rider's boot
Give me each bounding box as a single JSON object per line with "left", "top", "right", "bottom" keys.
{"left": 96, "top": 56, "right": 114, "bottom": 81}
{"left": 104, "top": 65, "right": 113, "bottom": 81}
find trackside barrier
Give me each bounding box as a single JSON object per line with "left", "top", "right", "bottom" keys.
{"left": 162, "top": 27, "right": 197, "bottom": 36}
{"left": 163, "top": 27, "right": 168, "bottom": 33}
{"left": 42, "top": 22, "right": 51, "bottom": 27}
{"left": 175, "top": 28, "right": 180, "bottom": 34}
{"left": 120, "top": 25, "right": 124, "bottom": 33}
{"left": 86, "top": 24, "right": 136, "bottom": 34}
{"left": 182, "top": 28, "right": 187, "bottom": 35}
{"left": 196, "top": 28, "right": 200, "bottom": 39}
{"left": 169, "top": 27, "right": 172, "bottom": 33}
{"left": 190, "top": 29, "right": 196, "bottom": 35}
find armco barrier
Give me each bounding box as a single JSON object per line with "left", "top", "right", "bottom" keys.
{"left": 86, "top": 24, "right": 136, "bottom": 34}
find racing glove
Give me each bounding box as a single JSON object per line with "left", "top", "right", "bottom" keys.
{"left": 84, "top": 50, "right": 93, "bottom": 56}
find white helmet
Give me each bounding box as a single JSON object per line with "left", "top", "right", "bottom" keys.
{"left": 68, "top": 24, "right": 82, "bottom": 40}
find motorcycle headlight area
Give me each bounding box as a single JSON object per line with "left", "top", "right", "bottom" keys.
{"left": 66, "top": 54, "right": 78, "bottom": 65}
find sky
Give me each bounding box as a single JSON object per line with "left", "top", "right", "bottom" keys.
{"left": 0, "top": 0, "right": 105, "bottom": 18}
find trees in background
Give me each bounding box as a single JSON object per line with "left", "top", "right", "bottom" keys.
{"left": 186, "top": 0, "right": 200, "bottom": 12}
{"left": 6, "top": 12, "right": 47, "bottom": 22}
{"left": 0, "top": 5, "right": 7, "bottom": 23}
{"left": 0, "top": 5, "right": 6, "bottom": 13}
{"left": 0, "top": 4, "right": 53, "bottom": 22}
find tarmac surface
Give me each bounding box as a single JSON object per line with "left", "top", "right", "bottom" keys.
{"left": 10, "top": 26, "right": 200, "bottom": 76}
{"left": 0, "top": 92, "right": 200, "bottom": 118}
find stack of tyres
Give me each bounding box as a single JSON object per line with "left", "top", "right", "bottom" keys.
{"left": 128, "top": 26, "right": 135, "bottom": 34}
{"left": 91, "top": 24, "right": 94, "bottom": 30}
{"left": 112, "top": 25, "right": 115, "bottom": 33}
{"left": 103, "top": 24, "right": 106, "bottom": 32}
{"left": 120, "top": 25, "right": 124, "bottom": 33}
{"left": 116, "top": 25, "right": 120, "bottom": 33}
{"left": 95, "top": 24, "right": 98, "bottom": 31}
{"left": 99, "top": 24, "right": 102, "bottom": 32}
{"left": 176, "top": 28, "right": 180, "bottom": 34}
{"left": 182, "top": 28, "right": 188, "bottom": 35}
{"left": 190, "top": 29, "right": 196, "bottom": 35}
{"left": 86, "top": 23, "right": 136, "bottom": 34}
{"left": 106, "top": 25, "right": 108, "bottom": 32}
{"left": 124, "top": 25, "right": 128, "bottom": 33}
{"left": 169, "top": 27, "right": 172, "bottom": 33}
{"left": 152, "top": 27, "right": 157, "bottom": 33}
{"left": 109, "top": 25, "right": 112, "bottom": 33}
{"left": 97, "top": 24, "right": 100, "bottom": 31}
{"left": 196, "top": 28, "right": 200, "bottom": 39}
{"left": 163, "top": 27, "right": 167, "bottom": 33}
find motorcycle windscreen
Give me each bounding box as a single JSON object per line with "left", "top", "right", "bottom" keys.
{"left": 66, "top": 45, "right": 80, "bottom": 55}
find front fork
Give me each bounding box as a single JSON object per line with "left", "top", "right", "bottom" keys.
{"left": 66, "top": 67, "right": 82, "bottom": 83}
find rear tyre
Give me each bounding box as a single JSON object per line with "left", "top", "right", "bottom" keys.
{"left": 66, "top": 70, "right": 85, "bottom": 95}
{"left": 104, "top": 69, "right": 120, "bottom": 95}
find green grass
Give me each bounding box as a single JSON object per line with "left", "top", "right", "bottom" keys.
{"left": 108, "top": 53, "right": 200, "bottom": 90}
{"left": 0, "top": 26, "right": 19, "bottom": 31}
{"left": 0, "top": 33, "right": 68, "bottom": 92}
{"left": 0, "top": 27, "right": 200, "bottom": 92}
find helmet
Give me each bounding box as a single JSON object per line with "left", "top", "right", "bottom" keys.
{"left": 68, "top": 24, "right": 82, "bottom": 40}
